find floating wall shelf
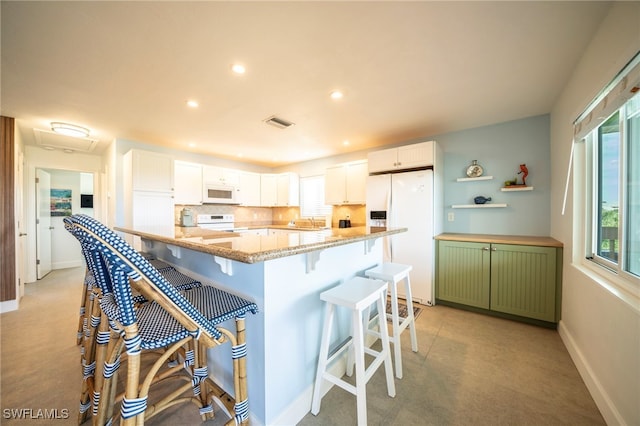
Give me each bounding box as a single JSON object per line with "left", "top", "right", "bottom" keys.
{"left": 451, "top": 203, "right": 508, "bottom": 209}
{"left": 456, "top": 176, "right": 494, "bottom": 182}
{"left": 501, "top": 186, "right": 533, "bottom": 192}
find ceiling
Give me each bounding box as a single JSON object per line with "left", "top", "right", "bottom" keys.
{"left": 1, "top": 1, "right": 611, "bottom": 167}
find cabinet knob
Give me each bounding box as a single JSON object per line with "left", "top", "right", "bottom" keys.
{"left": 491, "top": 247, "right": 497, "bottom": 251}
{"left": 482, "top": 247, "right": 490, "bottom": 251}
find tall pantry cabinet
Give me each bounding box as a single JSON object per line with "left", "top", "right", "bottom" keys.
{"left": 123, "top": 149, "right": 175, "bottom": 250}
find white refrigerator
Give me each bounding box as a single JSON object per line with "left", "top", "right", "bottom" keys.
{"left": 366, "top": 169, "right": 440, "bottom": 306}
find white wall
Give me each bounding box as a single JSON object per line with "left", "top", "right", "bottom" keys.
{"left": 550, "top": 3, "right": 640, "bottom": 425}
{"left": 23, "top": 145, "right": 103, "bottom": 283}
{"left": 47, "top": 170, "right": 93, "bottom": 269}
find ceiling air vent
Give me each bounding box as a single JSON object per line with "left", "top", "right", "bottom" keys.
{"left": 33, "top": 128, "right": 98, "bottom": 152}
{"left": 263, "top": 115, "right": 295, "bottom": 129}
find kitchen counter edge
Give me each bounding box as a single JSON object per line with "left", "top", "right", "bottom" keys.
{"left": 435, "top": 233, "right": 563, "bottom": 248}
{"left": 116, "top": 226, "right": 407, "bottom": 264}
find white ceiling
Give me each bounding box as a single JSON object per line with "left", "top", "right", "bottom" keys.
{"left": 1, "top": 1, "right": 611, "bottom": 167}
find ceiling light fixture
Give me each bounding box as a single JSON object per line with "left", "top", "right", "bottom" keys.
{"left": 50, "top": 122, "right": 90, "bottom": 138}
{"left": 343, "top": 140, "right": 350, "bottom": 146}
{"left": 186, "top": 100, "right": 199, "bottom": 108}
{"left": 232, "top": 64, "right": 246, "bottom": 74}
{"left": 330, "top": 90, "right": 344, "bottom": 100}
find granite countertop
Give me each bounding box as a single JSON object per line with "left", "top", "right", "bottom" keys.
{"left": 435, "top": 233, "right": 563, "bottom": 248}
{"left": 115, "top": 225, "right": 406, "bottom": 264}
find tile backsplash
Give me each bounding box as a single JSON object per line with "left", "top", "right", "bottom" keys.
{"left": 175, "top": 204, "right": 366, "bottom": 228}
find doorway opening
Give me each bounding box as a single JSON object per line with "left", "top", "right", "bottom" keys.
{"left": 35, "top": 168, "right": 94, "bottom": 279}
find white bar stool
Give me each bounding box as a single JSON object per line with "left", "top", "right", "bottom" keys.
{"left": 365, "top": 263, "right": 418, "bottom": 379}
{"left": 311, "top": 276, "right": 396, "bottom": 426}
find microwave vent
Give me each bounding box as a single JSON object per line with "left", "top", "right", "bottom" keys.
{"left": 263, "top": 115, "right": 295, "bottom": 129}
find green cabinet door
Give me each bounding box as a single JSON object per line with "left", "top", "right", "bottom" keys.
{"left": 437, "top": 240, "right": 490, "bottom": 309}
{"left": 489, "top": 244, "right": 557, "bottom": 322}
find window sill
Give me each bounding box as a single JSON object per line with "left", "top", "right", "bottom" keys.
{"left": 572, "top": 261, "right": 640, "bottom": 313}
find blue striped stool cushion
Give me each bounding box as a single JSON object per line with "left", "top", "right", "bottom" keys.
{"left": 100, "top": 293, "right": 194, "bottom": 349}
{"left": 160, "top": 269, "right": 202, "bottom": 291}
{"left": 183, "top": 285, "right": 258, "bottom": 325}
{"left": 148, "top": 259, "right": 174, "bottom": 272}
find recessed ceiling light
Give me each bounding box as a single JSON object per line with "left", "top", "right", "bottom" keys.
{"left": 330, "top": 90, "right": 344, "bottom": 100}
{"left": 343, "top": 140, "right": 350, "bottom": 146}
{"left": 188, "top": 142, "right": 197, "bottom": 148}
{"left": 232, "top": 64, "right": 246, "bottom": 74}
{"left": 237, "top": 153, "right": 244, "bottom": 158}
{"left": 50, "top": 122, "right": 90, "bottom": 138}
{"left": 44, "top": 146, "right": 55, "bottom": 151}
{"left": 186, "top": 100, "right": 199, "bottom": 108}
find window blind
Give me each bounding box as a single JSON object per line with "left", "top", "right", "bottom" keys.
{"left": 562, "top": 51, "right": 640, "bottom": 214}
{"left": 299, "top": 175, "right": 332, "bottom": 218}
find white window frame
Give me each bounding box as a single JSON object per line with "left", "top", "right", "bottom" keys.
{"left": 574, "top": 53, "right": 640, "bottom": 298}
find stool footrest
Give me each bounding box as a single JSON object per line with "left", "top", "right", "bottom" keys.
{"left": 327, "top": 336, "right": 352, "bottom": 364}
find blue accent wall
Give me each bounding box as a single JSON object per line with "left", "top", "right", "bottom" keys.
{"left": 437, "top": 114, "right": 550, "bottom": 236}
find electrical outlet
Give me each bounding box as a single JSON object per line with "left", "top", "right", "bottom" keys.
{"left": 448, "top": 212, "right": 455, "bottom": 222}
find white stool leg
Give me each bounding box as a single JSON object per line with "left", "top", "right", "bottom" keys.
{"left": 352, "top": 307, "right": 367, "bottom": 426}
{"left": 377, "top": 293, "right": 396, "bottom": 398}
{"left": 311, "top": 303, "right": 335, "bottom": 415}
{"left": 389, "top": 279, "right": 403, "bottom": 379}
{"left": 403, "top": 275, "right": 419, "bottom": 353}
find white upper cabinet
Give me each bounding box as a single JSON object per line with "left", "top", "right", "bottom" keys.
{"left": 261, "top": 173, "right": 299, "bottom": 207}
{"left": 239, "top": 171, "right": 262, "bottom": 206}
{"left": 174, "top": 161, "right": 203, "bottom": 205}
{"left": 325, "top": 160, "right": 368, "bottom": 205}
{"left": 278, "top": 173, "right": 299, "bottom": 206}
{"left": 202, "top": 165, "right": 240, "bottom": 186}
{"left": 368, "top": 141, "right": 435, "bottom": 174}
{"left": 260, "top": 175, "right": 277, "bottom": 207}
{"left": 124, "top": 149, "right": 174, "bottom": 192}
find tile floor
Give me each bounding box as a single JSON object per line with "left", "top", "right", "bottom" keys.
{"left": 0, "top": 267, "right": 605, "bottom": 425}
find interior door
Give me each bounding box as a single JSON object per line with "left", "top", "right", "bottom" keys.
{"left": 36, "top": 169, "right": 52, "bottom": 279}
{"left": 17, "top": 151, "right": 26, "bottom": 297}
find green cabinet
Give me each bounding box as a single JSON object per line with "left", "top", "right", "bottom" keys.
{"left": 437, "top": 239, "right": 561, "bottom": 324}
{"left": 436, "top": 241, "right": 491, "bottom": 309}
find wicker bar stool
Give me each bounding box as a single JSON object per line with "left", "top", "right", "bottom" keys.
{"left": 70, "top": 233, "right": 205, "bottom": 424}
{"left": 311, "top": 276, "right": 396, "bottom": 426}
{"left": 66, "top": 214, "right": 258, "bottom": 425}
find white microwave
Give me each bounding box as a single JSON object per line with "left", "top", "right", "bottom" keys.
{"left": 203, "top": 183, "right": 240, "bottom": 204}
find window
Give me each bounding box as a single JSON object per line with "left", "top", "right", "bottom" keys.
{"left": 299, "top": 175, "right": 332, "bottom": 218}
{"left": 585, "top": 92, "right": 640, "bottom": 281}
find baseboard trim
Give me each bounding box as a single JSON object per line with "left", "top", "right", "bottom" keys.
{"left": 558, "top": 320, "right": 625, "bottom": 425}
{"left": 0, "top": 299, "right": 18, "bottom": 313}
{"left": 52, "top": 260, "right": 83, "bottom": 270}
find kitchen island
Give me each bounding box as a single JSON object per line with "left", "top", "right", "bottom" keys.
{"left": 115, "top": 225, "right": 406, "bottom": 425}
